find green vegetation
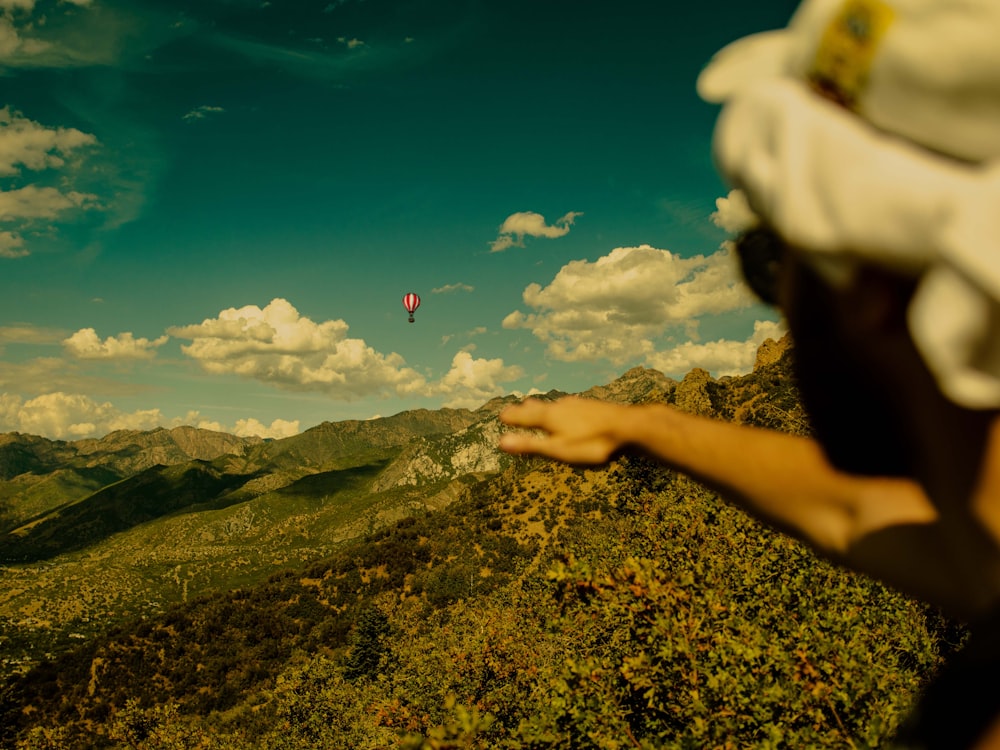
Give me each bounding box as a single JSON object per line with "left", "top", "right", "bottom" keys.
{"left": 1, "top": 467, "right": 951, "bottom": 748}
{"left": 0, "top": 341, "right": 963, "bottom": 748}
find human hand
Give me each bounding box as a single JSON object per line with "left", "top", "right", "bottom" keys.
{"left": 498, "top": 396, "right": 629, "bottom": 465}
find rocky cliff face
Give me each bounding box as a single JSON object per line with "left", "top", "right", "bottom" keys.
{"left": 370, "top": 368, "right": 682, "bottom": 493}
{"left": 371, "top": 416, "right": 509, "bottom": 492}
{"left": 582, "top": 366, "right": 676, "bottom": 404}
{"left": 754, "top": 334, "right": 792, "bottom": 371}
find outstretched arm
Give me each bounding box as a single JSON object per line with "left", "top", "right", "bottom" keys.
{"left": 499, "top": 397, "right": 963, "bottom": 610}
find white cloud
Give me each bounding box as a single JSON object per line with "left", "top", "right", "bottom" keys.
{"left": 165, "top": 412, "right": 300, "bottom": 439}
{"left": 0, "top": 16, "right": 49, "bottom": 61}
{"left": 0, "top": 324, "right": 67, "bottom": 345}
{"left": 645, "top": 319, "right": 786, "bottom": 378}
{"left": 232, "top": 417, "right": 300, "bottom": 439}
{"left": 62, "top": 328, "right": 169, "bottom": 360}
{"left": 0, "top": 230, "right": 26, "bottom": 257}
{"left": 0, "top": 391, "right": 162, "bottom": 439}
{"left": 503, "top": 244, "right": 755, "bottom": 364}
{"left": 168, "top": 298, "right": 427, "bottom": 399}
{"left": 183, "top": 105, "right": 225, "bottom": 122}
{"left": 425, "top": 351, "right": 523, "bottom": 409}
{"left": 0, "top": 1, "right": 35, "bottom": 12}
{"left": 490, "top": 210, "right": 583, "bottom": 252}
{"left": 711, "top": 189, "right": 759, "bottom": 235}
{"left": 432, "top": 282, "right": 474, "bottom": 294}
{"left": 0, "top": 185, "right": 98, "bottom": 221}
{"left": 0, "top": 395, "right": 306, "bottom": 440}
{"left": 0, "top": 106, "right": 96, "bottom": 176}
{"left": 167, "top": 411, "right": 224, "bottom": 433}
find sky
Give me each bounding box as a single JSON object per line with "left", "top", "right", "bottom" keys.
{"left": 0, "top": 0, "right": 799, "bottom": 441}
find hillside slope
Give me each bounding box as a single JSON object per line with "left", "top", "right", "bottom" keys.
{"left": 0, "top": 336, "right": 957, "bottom": 749}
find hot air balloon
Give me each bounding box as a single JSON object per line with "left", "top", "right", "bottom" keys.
{"left": 402, "top": 292, "right": 421, "bottom": 323}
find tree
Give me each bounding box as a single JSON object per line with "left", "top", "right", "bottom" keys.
{"left": 343, "top": 607, "right": 392, "bottom": 681}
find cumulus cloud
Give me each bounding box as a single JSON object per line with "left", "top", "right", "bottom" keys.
{"left": 425, "top": 351, "right": 523, "bottom": 409}
{"left": 0, "top": 15, "right": 48, "bottom": 61}
{"left": 646, "top": 319, "right": 786, "bottom": 378}
{"left": 0, "top": 107, "right": 96, "bottom": 176}
{"left": 62, "top": 328, "right": 169, "bottom": 360}
{"left": 168, "top": 298, "right": 426, "bottom": 399}
{"left": 711, "top": 189, "right": 759, "bottom": 235}
{"left": 490, "top": 210, "right": 583, "bottom": 253}
{"left": 183, "top": 105, "right": 225, "bottom": 122}
{"left": 165, "top": 411, "right": 300, "bottom": 439}
{"left": 0, "top": 391, "right": 162, "bottom": 439}
{"left": 503, "top": 244, "right": 755, "bottom": 364}
{"left": 232, "top": 417, "right": 299, "bottom": 439}
{"left": 0, "top": 230, "right": 26, "bottom": 257}
{"left": 0, "top": 185, "right": 98, "bottom": 221}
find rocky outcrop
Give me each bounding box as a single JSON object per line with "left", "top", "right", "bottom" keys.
{"left": 674, "top": 368, "right": 715, "bottom": 416}
{"left": 583, "top": 367, "right": 676, "bottom": 405}
{"left": 754, "top": 334, "right": 793, "bottom": 372}
{"left": 371, "top": 417, "right": 508, "bottom": 492}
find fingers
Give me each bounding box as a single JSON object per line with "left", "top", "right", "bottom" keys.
{"left": 498, "top": 397, "right": 617, "bottom": 464}
{"left": 499, "top": 398, "right": 551, "bottom": 455}
{"left": 499, "top": 397, "right": 556, "bottom": 429}
{"left": 498, "top": 430, "right": 544, "bottom": 455}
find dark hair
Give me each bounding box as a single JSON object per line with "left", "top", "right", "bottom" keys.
{"left": 734, "top": 228, "right": 786, "bottom": 306}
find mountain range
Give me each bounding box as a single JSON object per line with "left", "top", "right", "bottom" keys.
{"left": 0, "top": 339, "right": 805, "bottom": 681}
{"left": 0, "top": 334, "right": 947, "bottom": 749}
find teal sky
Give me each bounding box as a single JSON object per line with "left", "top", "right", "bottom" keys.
{"left": 0, "top": 0, "right": 794, "bottom": 440}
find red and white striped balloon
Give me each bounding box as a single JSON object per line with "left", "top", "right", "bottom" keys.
{"left": 402, "top": 292, "right": 421, "bottom": 322}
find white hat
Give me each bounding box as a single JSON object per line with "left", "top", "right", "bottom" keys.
{"left": 697, "top": 0, "right": 1000, "bottom": 409}
{"left": 698, "top": 0, "right": 1000, "bottom": 163}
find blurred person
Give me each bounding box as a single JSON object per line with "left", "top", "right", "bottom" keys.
{"left": 500, "top": 1, "right": 1000, "bottom": 747}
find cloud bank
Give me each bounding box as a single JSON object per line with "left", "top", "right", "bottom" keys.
{"left": 426, "top": 351, "right": 524, "bottom": 409}
{"left": 646, "top": 319, "right": 786, "bottom": 378}
{"left": 503, "top": 244, "right": 755, "bottom": 364}
{"left": 168, "top": 298, "right": 524, "bottom": 409}
{"left": 0, "top": 392, "right": 302, "bottom": 441}
{"left": 0, "top": 391, "right": 162, "bottom": 439}
{"left": 0, "top": 107, "right": 100, "bottom": 256}
{"left": 168, "top": 298, "right": 428, "bottom": 399}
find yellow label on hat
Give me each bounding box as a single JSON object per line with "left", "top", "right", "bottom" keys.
{"left": 808, "top": 0, "right": 895, "bottom": 108}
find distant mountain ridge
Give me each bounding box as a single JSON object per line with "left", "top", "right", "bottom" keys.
{"left": 0, "top": 425, "right": 259, "bottom": 482}
{"left": 0, "top": 407, "right": 486, "bottom": 560}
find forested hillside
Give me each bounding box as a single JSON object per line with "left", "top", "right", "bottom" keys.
{"left": 0, "top": 338, "right": 963, "bottom": 749}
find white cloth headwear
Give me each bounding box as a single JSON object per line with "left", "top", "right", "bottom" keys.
{"left": 698, "top": 0, "right": 1000, "bottom": 409}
